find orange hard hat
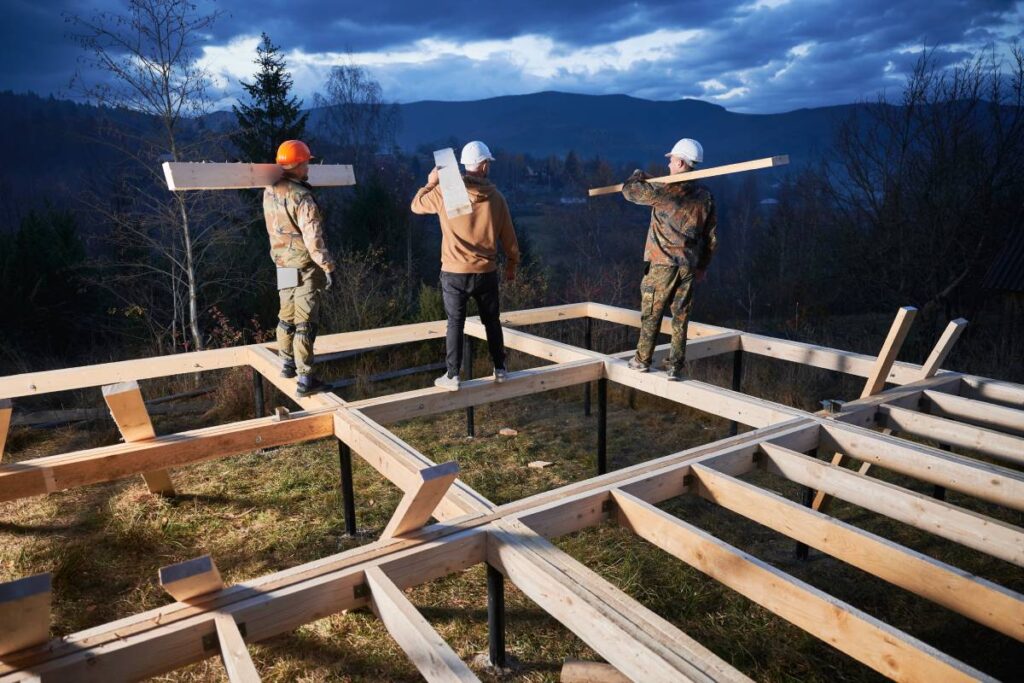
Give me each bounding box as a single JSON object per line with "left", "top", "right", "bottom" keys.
{"left": 276, "top": 140, "right": 313, "bottom": 167}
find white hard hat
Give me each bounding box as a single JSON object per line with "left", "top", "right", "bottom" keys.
{"left": 665, "top": 138, "right": 704, "bottom": 165}
{"left": 460, "top": 140, "right": 495, "bottom": 166}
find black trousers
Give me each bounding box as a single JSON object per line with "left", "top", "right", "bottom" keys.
{"left": 440, "top": 270, "right": 506, "bottom": 378}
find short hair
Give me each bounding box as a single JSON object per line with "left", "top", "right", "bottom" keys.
{"left": 465, "top": 161, "right": 485, "bottom": 173}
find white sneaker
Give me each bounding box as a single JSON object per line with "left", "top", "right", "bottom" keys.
{"left": 493, "top": 367, "right": 508, "bottom": 383}
{"left": 434, "top": 373, "right": 460, "bottom": 391}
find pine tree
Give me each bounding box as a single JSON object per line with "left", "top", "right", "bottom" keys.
{"left": 231, "top": 33, "right": 308, "bottom": 162}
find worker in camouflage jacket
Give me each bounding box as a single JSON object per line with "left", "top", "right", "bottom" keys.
{"left": 264, "top": 140, "right": 336, "bottom": 397}
{"left": 622, "top": 138, "right": 717, "bottom": 381}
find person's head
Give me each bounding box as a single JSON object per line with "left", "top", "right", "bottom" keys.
{"left": 276, "top": 140, "right": 313, "bottom": 180}
{"left": 461, "top": 140, "right": 495, "bottom": 177}
{"left": 665, "top": 138, "right": 703, "bottom": 174}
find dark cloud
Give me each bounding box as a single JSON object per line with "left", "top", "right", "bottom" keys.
{"left": 2, "top": 0, "right": 1021, "bottom": 113}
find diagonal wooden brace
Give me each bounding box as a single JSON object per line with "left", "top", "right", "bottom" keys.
{"left": 814, "top": 306, "right": 917, "bottom": 512}
{"left": 103, "top": 381, "right": 175, "bottom": 495}
{"left": 381, "top": 461, "right": 461, "bottom": 539}
{"left": 0, "top": 573, "right": 51, "bottom": 656}
{"left": 918, "top": 318, "right": 968, "bottom": 380}
{"left": 214, "top": 613, "right": 261, "bottom": 682}
{"left": 159, "top": 555, "right": 224, "bottom": 602}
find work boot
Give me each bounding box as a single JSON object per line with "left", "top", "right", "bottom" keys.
{"left": 296, "top": 376, "right": 325, "bottom": 397}
{"left": 627, "top": 357, "right": 650, "bottom": 372}
{"left": 493, "top": 367, "right": 508, "bottom": 383}
{"left": 280, "top": 361, "right": 297, "bottom": 379}
{"left": 666, "top": 366, "right": 688, "bottom": 382}
{"left": 434, "top": 373, "right": 460, "bottom": 391}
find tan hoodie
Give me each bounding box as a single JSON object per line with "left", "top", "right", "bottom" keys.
{"left": 411, "top": 175, "right": 521, "bottom": 274}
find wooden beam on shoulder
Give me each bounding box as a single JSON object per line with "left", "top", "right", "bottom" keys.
{"left": 214, "top": 614, "right": 261, "bottom": 682}
{"left": 690, "top": 464, "right": 1024, "bottom": 641}
{"left": 381, "top": 462, "right": 461, "bottom": 539}
{"left": 919, "top": 318, "right": 968, "bottom": 379}
{"left": 163, "top": 162, "right": 355, "bottom": 191}
{"left": 159, "top": 555, "right": 225, "bottom": 602}
{"left": 610, "top": 489, "right": 993, "bottom": 682}
{"left": 365, "top": 566, "right": 479, "bottom": 682}
{"left": 759, "top": 443, "right": 1024, "bottom": 566}
{"left": 588, "top": 155, "right": 789, "bottom": 197}
{"left": 0, "top": 573, "right": 51, "bottom": 657}
{"left": 102, "top": 381, "right": 174, "bottom": 495}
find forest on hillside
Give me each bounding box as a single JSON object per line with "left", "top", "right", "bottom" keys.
{"left": 0, "top": 0, "right": 1022, "bottom": 383}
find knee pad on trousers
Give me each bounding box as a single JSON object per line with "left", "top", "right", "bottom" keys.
{"left": 295, "top": 321, "right": 318, "bottom": 342}
{"left": 278, "top": 320, "right": 296, "bottom": 334}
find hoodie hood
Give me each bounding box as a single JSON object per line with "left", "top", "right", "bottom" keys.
{"left": 464, "top": 175, "right": 497, "bottom": 203}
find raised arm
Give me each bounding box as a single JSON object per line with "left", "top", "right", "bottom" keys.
{"left": 621, "top": 169, "right": 666, "bottom": 206}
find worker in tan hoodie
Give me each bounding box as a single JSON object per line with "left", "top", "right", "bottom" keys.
{"left": 411, "top": 140, "right": 521, "bottom": 391}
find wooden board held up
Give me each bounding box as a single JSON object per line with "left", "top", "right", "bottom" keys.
{"left": 588, "top": 155, "right": 789, "bottom": 197}
{"left": 433, "top": 148, "right": 473, "bottom": 219}
{"left": 163, "top": 162, "right": 356, "bottom": 191}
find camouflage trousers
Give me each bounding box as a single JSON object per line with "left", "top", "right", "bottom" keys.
{"left": 633, "top": 263, "right": 696, "bottom": 370}
{"left": 277, "top": 264, "right": 326, "bottom": 378}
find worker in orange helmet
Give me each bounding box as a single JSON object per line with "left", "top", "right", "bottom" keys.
{"left": 263, "top": 140, "right": 337, "bottom": 398}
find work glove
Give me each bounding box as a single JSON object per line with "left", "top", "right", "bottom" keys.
{"left": 325, "top": 271, "right": 334, "bottom": 291}
{"left": 629, "top": 168, "right": 650, "bottom": 181}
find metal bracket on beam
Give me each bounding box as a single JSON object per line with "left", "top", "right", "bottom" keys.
{"left": 203, "top": 622, "right": 247, "bottom": 651}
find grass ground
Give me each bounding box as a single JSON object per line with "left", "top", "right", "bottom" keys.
{"left": 1, "top": 329, "right": 1021, "bottom": 682}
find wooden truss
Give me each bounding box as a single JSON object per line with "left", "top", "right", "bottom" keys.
{"left": 0, "top": 302, "right": 1021, "bottom": 682}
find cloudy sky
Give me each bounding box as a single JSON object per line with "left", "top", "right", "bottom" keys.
{"left": 3, "top": 0, "right": 1022, "bottom": 113}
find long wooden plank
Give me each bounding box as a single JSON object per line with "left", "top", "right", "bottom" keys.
{"left": 0, "top": 399, "right": 10, "bottom": 462}
{"left": 0, "top": 410, "right": 336, "bottom": 503}
{"left": 611, "top": 490, "right": 992, "bottom": 682}
{"left": 819, "top": 422, "right": 1024, "bottom": 511}
{"left": 584, "top": 302, "right": 736, "bottom": 338}
{"left": 0, "top": 574, "right": 51, "bottom": 656}
{"left": 162, "top": 162, "right": 356, "bottom": 191}
{"left": 880, "top": 404, "right": 1024, "bottom": 465}
{"left": 759, "top": 443, "right": 1024, "bottom": 565}
{"left": 922, "top": 390, "right": 1024, "bottom": 436}
{"left": 690, "top": 464, "right": 1024, "bottom": 641}
{"left": 103, "top": 381, "right": 175, "bottom": 495}
{"left": 560, "top": 660, "right": 629, "bottom": 683}
{"left": 919, "top": 318, "right": 968, "bottom": 379}
{"left": 433, "top": 148, "right": 473, "bottom": 219}
{"left": 588, "top": 155, "right": 789, "bottom": 197}
{"left": 352, "top": 360, "right": 604, "bottom": 425}
{"left": 0, "top": 347, "right": 246, "bottom": 401}
{"left": 214, "top": 614, "right": 261, "bottom": 682}
{"left": 488, "top": 519, "right": 749, "bottom": 683}
{"left": 246, "top": 345, "right": 341, "bottom": 412}
{"left": 960, "top": 376, "right": 1024, "bottom": 408}
{"left": 381, "top": 462, "right": 461, "bottom": 539}
{"left": 610, "top": 332, "right": 742, "bottom": 364}
{"left": 471, "top": 323, "right": 595, "bottom": 364}
{"left": 365, "top": 566, "right": 479, "bottom": 682}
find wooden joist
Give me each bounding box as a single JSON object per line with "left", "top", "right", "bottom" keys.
{"left": 364, "top": 566, "right": 479, "bottom": 682}
{"left": 102, "top": 381, "right": 175, "bottom": 495}
{"left": 588, "top": 155, "right": 789, "bottom": 197}
{"left": 691, "top": 464, "right": 1024, "bottom": 640}
{"left": 214, "top": 614, "right": 261, "bottom": 682}
{"left": 879, "top": 404, "right": 1024, "bottom": 466}
{"left": 0, "top": 399, "right": 10, "bottom": 462}
{"left": 159, "top": 555, "right": 225, "bottom": 602}
{"left": 610, "top": 490, "right": 993, "bottom": 682}
{"left": 759, "top": 443, "right": 1024, "bottom": 565}
{"left": 433, "top": 148, "right": 473, "bottom": 219}
{"left": 560, "top": 660, "right": 629, "bottom": 683}
{"left": 381, "top": 461, "right": 461, "bottom": 539}
{"left": 0, "top": 573, "right": 51, "bottom": 657}
{"left": 919, "top": 318, "right": 968, "bottom": 379}
{"left": 162, "top": 162, "right": 356, "bottom": 191}
{"left": 921, "top": 389, "right": 1024, "bottom": 436}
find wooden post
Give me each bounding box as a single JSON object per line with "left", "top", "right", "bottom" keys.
{"left": 464, "top": 337, "right": 475, "bottom": 437}
{"left": 597, "top": 379, "right": 608, "bottom": 475}
{"left": 0, "top": 398, "right": 11, "bottom": 462}
{"left": 251, "top": 369, "right": 265, "bottom": 419}
{"left": 487, "top": 563, "right": 507, "bottom": 668}
{"left": 728, "top": 350, "right": 743, "bottom": 437}
{"left": 159, "top": 555, "right": 224, "bottom": 602}
{"left": 583, "top": 318, "right": 593, "bottom": 417}
{"left": 380, "top": 462, "right": 460, "bottom": 539}
{"left": 339, "top": 440, "right": 357, "bottom": 536}
{"left": 919, "top": 319, "right": 968, "bottom": 379}
{"left": 0, "top": 573, "right": 51, "bottom": 656}
{"left": 102, "top": 381, "right": 175, "bottom": 496}
{"left": 214, "top": 613, "right": 261, "bottom": 682}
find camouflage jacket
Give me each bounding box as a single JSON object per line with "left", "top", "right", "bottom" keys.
{"left": 622, "top": 170, "right": 717, "bottom": 271}
{"left": 263, "top": 176, "right": 336, "bottom": 273}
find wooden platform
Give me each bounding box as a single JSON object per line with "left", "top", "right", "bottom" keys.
{"left": 0, "top": 302, "right": 1020, "bottom": 682}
